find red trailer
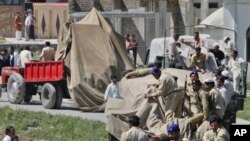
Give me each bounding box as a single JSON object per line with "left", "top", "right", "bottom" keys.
{"left": 1, "top": 60, "right": 69, "bottom": 109}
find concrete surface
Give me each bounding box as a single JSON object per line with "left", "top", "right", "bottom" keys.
{"left": 0, "top": 92, "right": 107, "bottom": 123}
{"left": 1, "top": 91, "right": 250, "bottom": 125}
{"left": 2, "top": 38, "right": 58, "bottom": 45}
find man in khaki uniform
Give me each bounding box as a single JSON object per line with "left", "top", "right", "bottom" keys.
{"left": 144, "top": 67, "right": 185, "bottom": 118}
{"left": 40, "top": 41, "right": 55, "bottom": 61}
{"left": 203, "top": 115, "right": 230, "bottom": 141}
{"left": 188, "top": 80, "right": 209, "bottom": 129}
{"left": 204, "top": 79, "right": 226, "bottom": 119}
{"left": 120, "top": 115, "right": 149, "bottom": 141}
{"left": 196, "top": 79, "right": 226, "bottom": 139}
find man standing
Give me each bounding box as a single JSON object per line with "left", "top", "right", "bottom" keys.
{"left": 223, "top": 37, "right": 235, "bottom": 65}
{"left": 168, "top": 34, "right": 182, "bottom": 68}
{"left": 40, "top": 41, "right": 55, "bottom": 61}
{"left": 227, "top": 50, "right": 245, "bottom": 94}
{"left": 120, "top": 115, "right": 149, "bottom": 141}
{"left": 203, "top": 115, "right": 230, "bottom": 141}
{"left": 127, "top": 34, "right": 137, "bottom": 68}
{"left": 181, "top": 32, "right": 204, "bottom": 48}
{"left": 25, "top": 12, "right": 36, "bottom": 40}
{"left": 104, "top": 74, "right": 120, "bottom": 102}
{"left": 14, "top": 12, "right": 22, "bottom": 40}
{"left": 9, "top": 46, "right": 15, "bottom": 67}
{"left": 19, "top": 46, "right": 32, "bottom": 67}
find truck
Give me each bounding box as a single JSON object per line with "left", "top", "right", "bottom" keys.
{"left": 1, "top": 60, "right": 69, "bottom": 109}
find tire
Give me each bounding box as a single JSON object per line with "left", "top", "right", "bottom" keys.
{"left": 7, "top": 73, "right": 25, "bottom": 104}
{"left": 108, "top": 133, "right": 118, "bottom": 141}
{"left": 24, "top": 94, "right": 32, "bottom": 103}
{"left": 53, "top": 85, "right": 63, "bottom": 109}
{"left": 41, "top": 83, "right": 56, "bottom": 109}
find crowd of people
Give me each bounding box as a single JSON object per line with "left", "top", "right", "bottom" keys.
{"left": 167, "top": 32, "right": 244, "bottom": 95}
{"left": 125, "top": 34, "right": 138, "bottom": 68}
{"left": 0, "top": 41, "right": 55, "bottom": 74}
{"left": 104, "top": 31, "right": 244, "bottom": 140}
{"left": 113, "top": 64, "right": 233, "bottom": 140}
{"left": 168, "top": 32, "right": 239, "bottom": 73}
{"left": 14, "top": 11, "right": 36, "bottom": 41}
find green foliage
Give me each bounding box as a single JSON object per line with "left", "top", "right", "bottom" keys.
{"left": 0, "top": 37, "right": 5, "bottom": 44}
{"left": 0, "top": 106, "right": 108, "bottom": 141}
{"left": 237, "top": 97, "right": 250, "bottom": 121}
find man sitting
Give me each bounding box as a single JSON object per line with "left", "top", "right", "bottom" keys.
{"left": 190, "top": 47, "right": 206, "bottom": 73}
{"left": 120, "top": 115, "right": 149, "bottom": 141}
{"left": 203, "top": 115, "right": 229, "bottom": 141}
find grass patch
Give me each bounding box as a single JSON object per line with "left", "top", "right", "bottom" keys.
{"left": 237, "top": 97, "right": 250, "bottom": 120}
{"left": 0, "top": 37, "right": 6, "bottom": 44}
{"left": 0, "top": 106, "right": 108, "bottom": 141}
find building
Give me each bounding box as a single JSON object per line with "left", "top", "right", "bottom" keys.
{"left": 0, "top": 0, "right": 68, "bottom": 38}
{"left": 68, "top": 0, "right": 225, "bottom": 64}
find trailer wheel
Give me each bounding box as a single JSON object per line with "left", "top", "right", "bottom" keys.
{"left": 108, "top": 133, "right": 119, "bottom": 141}
{"left": 41, "top": 83, "right": 56, "bottom": 109}
{"left": 7, "top": 73, "right": 25, "bottom": 104}
{"left": 53, "top": 85, "right": 63, "bottom": 109}
{"left": 24, "top": 94, "right": 32, "bottom": 103}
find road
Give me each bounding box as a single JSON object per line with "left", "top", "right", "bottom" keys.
{"left": 1, "top": 91, "right": 250, "bottom": 125}
{"left": 0, "top": 92, "right": 107, "bottom": 123}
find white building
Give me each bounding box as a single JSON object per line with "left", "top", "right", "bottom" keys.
{"left": 199, "top": 0, "right": 250, "bottom": 61}
{"left": 198, "top": 0, "right": 250, "bottom": 80}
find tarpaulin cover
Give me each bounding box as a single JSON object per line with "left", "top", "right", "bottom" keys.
{"left": 56, "top": 8, "right": 133, "bottom": 112}
{"left": 105, "top": 68, "right": 213, "bottom": 139}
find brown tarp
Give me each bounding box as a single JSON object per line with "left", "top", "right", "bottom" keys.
{"left": 105, "top": 68, "right": 214, "bottom": 139}
{"left": 56, "top": 8, "right": 133, "bottom": 112}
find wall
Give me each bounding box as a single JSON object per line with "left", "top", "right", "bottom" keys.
{"left": 224, "top": 0, "right": 249, "bottom": 59}
{"left": 0, "top": 5, "right": 24, "bottom": 37}
{"left": 33, "top": 3, "right": 68, "bottom": 39}
{"left": 224, "top": 0, "right": 250, "bottom": 81}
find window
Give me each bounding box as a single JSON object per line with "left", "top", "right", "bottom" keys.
{"left": 246, "top": 27, "right": 250, "bottom": 62}
{"left": 0, "top": 0, "right": 20, "bottom": 5}
{"left": 193, "top": 3, "right": 201, "bottom": 9}
{"left": 209, "top": 3, "right": 218, "bottom": 8}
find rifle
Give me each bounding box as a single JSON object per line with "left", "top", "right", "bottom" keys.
{"left": 182, "top": 74, "right": 192, "bottom": 117}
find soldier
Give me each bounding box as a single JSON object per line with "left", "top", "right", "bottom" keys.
{"left": 144, "top": 68, "right": 185, "bottom": 118}
{"left": 188, "top": 80, "right": 209, "bottom": 129}
{"left": 196, "top": 78, "right": 225, "bottom": 139}
{"left": 187, "top": 70, "right": 205, "bottom": 92}
{"left": 204, "top": 79, "right": 226, "bottom": 119}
